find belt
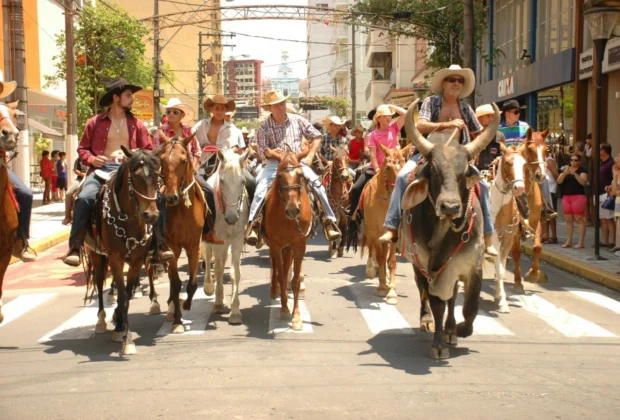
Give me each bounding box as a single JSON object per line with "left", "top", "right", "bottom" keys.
{"left": 107, "top": 156, "right": 126, "bottom": 164}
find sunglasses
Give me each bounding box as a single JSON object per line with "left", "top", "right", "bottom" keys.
{"left": 165, "top": 109, "right": 183, "bottom": 116}
{"left": 508, "top": 110, "right": 521, "bottom": 115}
{"left": 570, "top": 158, "right": 580, "bottom": 162}
{"left": 444, "top": 76, "right": 465, "bottom": 84}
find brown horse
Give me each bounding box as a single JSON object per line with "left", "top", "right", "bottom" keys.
{"left": 263, "top": 147, "right": 311, "bottom": 331}
{"left": 0, "top": 101, "right": 20, "bottom": 324}
{"left": 88, "top": 146, "right": 161, "bottom": 355}
{"left": 512, "top": 128, "right": 549, "bottom": 289}
{"left": 151, "top": 135, "right": 206, "bottom": 333}
{"left": 326, "top": 145, "right": 351, "bottom": 258}
{"left": 357, "top": 143, "right": 410, "bottom": 305}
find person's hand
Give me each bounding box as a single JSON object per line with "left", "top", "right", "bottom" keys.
{"left": 563, "top": 166, "right": 571, "bottom": 175}
{"left": 91, "top": 156, "right": 107, "bottom": 168}
{"left": 605, "top": 185, "right": 612, "bottom": 193}
{"left": 491, "top": 157, "right": 500, "bottom": 167}
{"left": 448, "top": 119, "right": 465, "bottom": 130}
{"left": 302, "top": 153, "right": 314, "bottom": 167}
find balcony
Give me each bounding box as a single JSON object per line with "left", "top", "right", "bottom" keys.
{"left": 330, "top": 24, "right": 349, "bottom": 51}
{"left": 329, "top": 57, "right": 349, "bottom": 80}
{"left": 365, "top": 80, "right": 391, "bottom": 109}
{"left": 365, "top": 30, "right": 392, "bottom": 68}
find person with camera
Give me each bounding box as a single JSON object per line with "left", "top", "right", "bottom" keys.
{"left": 557, "top": 154, "right": 588, "bottom": 249}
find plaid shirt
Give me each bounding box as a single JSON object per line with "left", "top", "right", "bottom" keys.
{"left": 418, "top": 95, "right": 482, "bottom": 144}
{"left": 320, "top": 133, "right": 348, "bottom": 161}
{"left": 255, "top": 113, "right": 321, "bottom": 160}
{"left": 154, "top": 122, "right": 201, "bottom": 158}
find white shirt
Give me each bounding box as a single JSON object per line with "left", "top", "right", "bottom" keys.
{"left": 192, "top": 117, "right": 245, "bottom": 165}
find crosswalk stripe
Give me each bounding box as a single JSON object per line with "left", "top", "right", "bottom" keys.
{"left": 454, "top": 305, "right": 515, "bottom": 336}
{"left": 39, "top": 296, "right": 117, "bottom": 342}
{"left": 348, "top": 283, "right": 412, "bottom": 334}
{"left": 563, "top": 288, "right": 620, "bottom": 315}
{"left": 268, "top": 294, "right": 313, "bottom": 334}
{"left": 156, "top": 288, "right": 214, "bottom": 336}
{"left": 0, "top": 293, "right": 56, "bottom": 329}
{"left": 509, "top": 294, "right": 617, "bottom": 338}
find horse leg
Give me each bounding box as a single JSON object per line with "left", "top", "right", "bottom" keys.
{"left": 444, "top": 282, "right": 459, "bottom": 346}
{"left": 385, "top": 243, "right": 398, "bottom": 305}
{"left": 228, "top": 240, "right": 243, "bottom": 325}
{"left": 298, "top": 261, "right": 306, "bottom": 300}
{"left": 375, "top": 244, "right": 388, "bottom": 298}
{"left": 290, "top": 245, "right": 305, "bottom": 331}
{"left": 269, "top": 248, "right": 280, "bottom": 300}
{"left": 167, "top": 257, "right": 184, "bottom": 334}
{"left": 511, "top": 235, "right": 525, "bottom": 294}
{"left": 494, "top": 250, "right": 510, "bottom": 313}
{"left": 203, "top": 242, "right": 215, "bottom": 296}
{"left": 429, "top": 294, "right": 448, "bottom": 360}
{"left": 457, "top": 271, "right": 482, "bottom": 339}
{"left": 337, "top": 215, "right": 346, "bottom": 257}
{"left": 525, "top": 222, "right": 547, "bottom": 283}
{"left": 107, "top": 280, "right": 117, "bottom": 304}
{"left": 92, "top": 254, "right": 108, "bottom": 333}
{"left": 119, "top": 264, "right": 139, "bottom": 355}
{"left": 0, "top": 251, "right": 12, "bottom": 324}
{"left": 213, "top": 245, "right": 228, "bottom": 314}
{"left": 184, "top": 245, "right": 200, "bottom": 312}
{"left": 276, "top": 248, "right": 291, "bottom": 320}
{"left": 147, "top": 263, "right": 161, "bottom": 315}
{"left": 413, "top": 265, "right": 434, "bottom": 332}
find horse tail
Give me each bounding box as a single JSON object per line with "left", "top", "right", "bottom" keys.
{"left": 343, "top": 216, "right": 360, "bottom": 253}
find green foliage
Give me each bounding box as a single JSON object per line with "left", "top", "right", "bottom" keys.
{"left": 299, "top": 96, "right": 350, "bottom": 118}
{"left": 234, "top": 120, "right": 261, "bottom": 131}
{"left": 34, "top": 133, "right": 52, "bottom": 158}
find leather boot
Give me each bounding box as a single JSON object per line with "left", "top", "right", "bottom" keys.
{"left": 245, "top": 221, "right": 261, "bottom": 248}
{"left": 202, "top": 231, "right": 224, "bottom": 245}
{"left": 12, "top": 238, "right": 37, "bottom": 262}
{"left": 323, "top": 219, "right": 341, "bottom": 242}
{"left": 63, "top": 227, "right": 86, "bottom": 267}
{"left": 484, "top": 234, "right": 499, "bottom": 256}
{"left": 62, "top": 192, "right": 76, "bottom": 225}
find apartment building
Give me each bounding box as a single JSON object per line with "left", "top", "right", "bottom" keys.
{"left": 223, "top": 58, "right": 263, "bottom": 119}
{"left": 306, "top": 0, "right": 334, "bottom": 122}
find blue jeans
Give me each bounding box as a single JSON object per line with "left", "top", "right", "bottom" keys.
{"left": 384, "top": 154, "right": 422, "bottom": 230}
{"left": 541, "top": 178, "right": 554, "bottom": 211}
{"left": 478, "top": 179, "right": 494, "bottom": 235}
{"left": 8, "top": 169, "right": 33, "bottom": 241}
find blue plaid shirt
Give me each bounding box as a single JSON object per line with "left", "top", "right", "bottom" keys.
{"left": 418, "top": 95, "right": 482, "bottom": 144}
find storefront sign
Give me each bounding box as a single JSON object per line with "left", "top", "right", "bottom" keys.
{"left": 497, "top": 76, "right": 514, "bottom": 98}
{"left": 133, "top": 90, "right": 154, "bottom": 120}
{"left": 603, "top": 37, "right": 620, "bottom": 74}
{"left": 579, "top": 49, "right": 593, "bottom": 80}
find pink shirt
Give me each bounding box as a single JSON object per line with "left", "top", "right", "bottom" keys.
{"left": 367, "top": 122, "right": 400, "bottom": 169}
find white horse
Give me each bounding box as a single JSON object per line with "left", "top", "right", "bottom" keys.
{"left": 489, "top": 144, "right": 526, "bottom": 313}
{"left": 201, "top": 149, "right": 250, "bottom": 325}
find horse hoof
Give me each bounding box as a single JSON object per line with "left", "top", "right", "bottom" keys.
{"left": 149, "top": 301, "right": 161, "bottom": 315}
{"left": 366, "top": 267, "right": 376, "bottom": 279}
{"left": 498, "top": 303, "right": 510, "bottom": 314}
{"left": 330, "top": 249, "right": 337, "bottom": 258}
{"left": 513, "top": 283, "right": 525, "bottom": 294}
{"left": 525, "top": 271, "right": 547, "bottom": 284}
{"left": 228, "top": 313, "right": 243, "bottom": 325}
{"left": 121, "top": 343, "right": 137, "bottom": 355}
{"left": 111, "top": 331, "right": 124, "bottom": 343}
{"left": 445, "top": 332, "right": 458, "bottom": 346}
{"left": 171, "top": 323, "right": 185, "bottom": 334}
{"left": 456, "top": 322, "right": 474, "bottom": 338}
{"left": 204, "top": 283, "right": 215, "bottom": 296}
{"left": 430, "top": 347, "right": 449, "bottom": 360}
{"left": 214, "top": 303, "right": 227, "bottom": 314}
{"left": 182, "top": 300, "right": 192, "bottom": 311}
{"left": 292, "top": 317, "right": 303, "bottom": 331}
{"left": 377, "top": 287, "right": 388, "bottom": 297}
{"left": 337, "top": 251, "right": 344, "bottom": 258}
{"left": 386, "top": 290, "right": 398, "bottom": 305}
{"left": 420, "top": 317, "right": 435, "bottom": 333}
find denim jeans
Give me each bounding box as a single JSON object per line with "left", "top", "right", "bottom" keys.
{"left": 8, "top": 168, "right": 33, "bottom": 241}
{"left": 541, "top": 178, "right": 554, "bottom": 211}
{"left": 384, "top": 154, "right": 422, "bottom": 230}
{"left": 478, "top": 179, "right": 494, "bottom": 235}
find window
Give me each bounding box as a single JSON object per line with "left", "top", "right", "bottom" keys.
{"left": 494, "top": 0, "right": 529, "bottom": 78}
{"left": 537, "top": 0, "right": 574, "bottom": 60}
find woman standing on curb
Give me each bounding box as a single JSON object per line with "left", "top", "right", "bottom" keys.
{"left": 557, "top": 153, "right": 588, "bottom": 249}
{"left": 542, "top": 146, "right": 559, "bottom": 244}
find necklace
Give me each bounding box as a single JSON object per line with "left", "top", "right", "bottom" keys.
{"left": 111, "top": 116, "right": 126, "bottom": 134}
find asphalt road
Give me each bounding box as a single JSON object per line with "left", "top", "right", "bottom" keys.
{"left": 1, "top": 237, "right": 620, "bottom": 419}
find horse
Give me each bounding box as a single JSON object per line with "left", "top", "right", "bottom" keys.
{"left": 88, "top": 146, "right": 161, "bottom": 355}
{"left": 0, "top": 101, "right": 20, "bottom": 324}
{"left": 150, "top": 134, "right": 206, "bottom": 334}
{"left": 201, "top": 148, "right": 250, "bottom": 325}
{"left": 325, "top": 145, "right": 351, "bottom": 258}
{"left": 512, "top": 128, "right": 549, "bottom": 289}
{"left": 357, "top": 143, "right": 410, "bottom": 305}
{"left": 263, "top": 147, "right": 312, "bottom": 331}
{"left": 489, "top": 144, "right": 526, "bottom": 313}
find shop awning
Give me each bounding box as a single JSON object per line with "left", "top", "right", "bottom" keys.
{"left": 27, "top": 89, "right": 66, "bottom": 106}
{"left": 28, "top": 118, "right": 64, "bottom": 141}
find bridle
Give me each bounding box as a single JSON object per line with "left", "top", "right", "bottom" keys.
{"left": 161, "top": 138, "right": 196, "bottom": 208}
{"left": 494, "top": 151, "right": 524, "bottom": 195}
{"left": 374, "top": 156, "right": 402, "bottom": 200}
{"left": 276, "top": 163, "right": 312, "bottom": 236}
{"left": 215, "top": 169, "right": 246, "bottom": 220}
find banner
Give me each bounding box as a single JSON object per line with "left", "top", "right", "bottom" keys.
{"left": 133, "top": 90, "right": 154, "bottom": 120}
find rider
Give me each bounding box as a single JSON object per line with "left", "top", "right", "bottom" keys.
{"left": 192, "top": 94, "right": 256, "bottom": 244}
{"left": 348, "top": 125, "right": 365, "bottom": 170}
{"left": 378, "top": 65, "right": 482, "bottom": 244}
{"left": 319, "top": 115, "right": 348, "bottom": 164}
{"left": 0, "top": 78, "right": 36, "bottom": 262}
{"left": 245, "top": 90, "right": 342, "bottom": 246}
{"left": 63, "top": 78, "right": 173, "bottom": 266}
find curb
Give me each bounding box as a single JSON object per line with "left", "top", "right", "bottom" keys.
{"left": 9, "top": 229, "right": 70, "bottom": 266}
{"left": 521, "top": 243, "right": 620, "bottom": 293}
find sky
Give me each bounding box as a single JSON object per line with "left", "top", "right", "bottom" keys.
{"left": 221, "top": 0, "right": 309, "bottom": 79}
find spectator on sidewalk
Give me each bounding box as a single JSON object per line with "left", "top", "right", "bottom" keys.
{"left": 39, "top": 150, "right": 53, "bottom": 205}
{"left": 56, "top": 152, "right": 68, "bottom": 201}
{"left": 584, "top": 134, "right": 594, "bottom": 225}
{"left": 610, "top": 153, "right": 620, "bottom": 253}
{"left": 557, "top": 153, "right": 588, "bottom": 248}
{"left": 51, "top": 150, "right": 60, "bottom": 202}
{"left": 599, "top": 143, "right": 615, "bottom": 248}
{"left": 575, "top": 140, "right": 592, "bottom": 225}
{"left": 542, "top": 146, "right": 559, "bottom": 244}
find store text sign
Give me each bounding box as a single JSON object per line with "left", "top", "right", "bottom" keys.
{"left": 497, "top": 76, "right": 514, "bottom": 98}
{"left": 580, "top": 49, "right": 594, "bottom": 80}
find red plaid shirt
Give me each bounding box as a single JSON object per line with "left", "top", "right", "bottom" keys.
{"left": 78, "top": 112, "right": 152, "bottom": 167}
{"left": 153, "top": 123, "right": 201, "bottom": 158}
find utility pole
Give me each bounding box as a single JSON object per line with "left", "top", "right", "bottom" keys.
{"left": 198, "top": 32, "right": 204, "bottom": 120}
{"left": 350, "top": 23, "right": 356, "bottom": 125}
{"left": 153, "top": 0, "right": 161, "bottom": 124}
{"left": 65, "top": 0, "right": 78, "bottom": 171}
{"left": 9, "top": 0, "right": 30, "bottom": 187}
{"left": 462, "top": 0, "right": 474, "bottom": 105}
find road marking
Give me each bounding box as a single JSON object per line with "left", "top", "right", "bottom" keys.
{"left": 156, "top": 288, "right": 214, "bottom": 336}
{"left": 563, "top": 288, "right": 620, "bottom": 315}
{"left": 348, "top": 283, "right": 412, "bottom": 334}
{"left": 268, "top": 294, "right": 313, "bottom": 334}
{"left": 454, "top": 305, "right": 515, "bottom": 335}
{"left": 0, "top": 293, "right": 56, "bottom": 329}
{"left": 39, "top": 295, "right": 117, "bottom": 341}
{"left": 510, "top": 294, "right": 617, "bottom": 338}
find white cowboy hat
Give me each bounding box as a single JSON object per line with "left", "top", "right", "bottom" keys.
{"left": 431, "top": 64, "right": 475, "bottom": 99}
{"left": 204, "top": 94, "right": 236, "bottom": 113}
{"left": 162, "top": 98, "right": 195, "bottom": 123}
{"left": 0, "top": 70, "right": 16, "bottom": 100}
{"left": 262, "top": 90, "right": 289, "bottom": 109}
{"left": 475, "top": 104, "right": 495, "bottom": 119}
{"left": 240, "top": 127, "right": 249, "bottom": 134}
{"left": 225, "top": 110, "right": 236, "bottom": 117}
{"left": 372, "top": 104, "right": 393, "bottom": 125}
{"left": 323, "top": 115, "right": 346, "bottom": 131}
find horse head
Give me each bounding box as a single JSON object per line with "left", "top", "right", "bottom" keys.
{"left": 217, "top": 148, "right": 250, "bottom": 225}
{"left": 330, "top": 145, "right": 351, "bottom": 182}
{"left": 0, "top": 101, "right": 20, "bottom": 153}
{"left": 520, "top": 128, "right": 549, "bottom": 184}
{"left": 403, "top": 99, "right": 501, "bottom": 221}
{"left": 378, "top": 142, "right": 410, "bottom": 194}
{"left": 498, "top": 143, "right": 526, "bottom": 196}
{"left": 266, "top": 147, "right": 306, "bottom": 220}
{"left": 118, "top": 145, "right": 161, "bottom": 225}
{"left": 157, "top": 133, "right": 195, "bottom": 207}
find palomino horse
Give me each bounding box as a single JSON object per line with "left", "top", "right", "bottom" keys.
{"left": 0, "top": 101, "right": 20, "bottom": 324}
{"left": 325, "top": 145, "right": 351, "bottom": 258}
{"left": 358, "top": 143, "right": 410, "bottom": 305}
{"left": 263, "top": 147, "right": 311, "bottom": 331}
{"left": 490, "top": 144, "right": 526, "bottom": 313}
{"left": 151, "top": 135, "right": 206, "bottom": 333}
{"left": 201, "top": 149, "right": 250, "bottom": 325}
{"left": 512, "top": 128, "right": 549, "bottom": 289}
{"left": 89, "top": 146, "right": 161, "bottom": 355}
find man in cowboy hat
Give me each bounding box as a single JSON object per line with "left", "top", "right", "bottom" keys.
{"left": 320, "top": 115, "right": 348, "bottom": 163}
{"left": 192, "top": 94, "right": 256, "bottom": 244}
{"left": 0, "top": 77, "right": 37, "bottom": 262}
{"left": 153, "top": 98, "right": 200, "bottom": 163}
{"left": 64, "top": 78, "right": 173, "bottom": 266}
{"left": 379, "top": 64, "right": 483, "bottom": 244}
{"left": 240, "top": 126, "right": 250, "bottom": 148}
{"left": 245, "top": 90, "right": 341, "bottom": 246}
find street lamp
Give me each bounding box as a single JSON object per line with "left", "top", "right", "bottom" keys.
{"left": 583, "top": 0, "right": 620, "bottom": 260}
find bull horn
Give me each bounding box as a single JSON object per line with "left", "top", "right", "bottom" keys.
{"left": 405, "top": 99, "right": 434, "bottom": 157}
{"left": 464, "top": 103, "right": 501, "bottom": 158}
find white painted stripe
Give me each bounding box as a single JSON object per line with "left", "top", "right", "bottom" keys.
{"left": 564, "top": 288, "right": 620, "bottom": 315}
{"left": 268, "top": 293, "right": 313, "bottom": 334}
{"left": 156, "top": 288, "right": 214, "bottom": 336}
{"left": 454, "top": 305, "right": 515, "bottom": 336}
{"left": 0, "top": 294, "right": 56, "bottom": 329}
{"left": 39, "top": 295, "right": 117, "bottom": 342}
{"left": 510, "top": 294, "right": 617, "bottom": 338}
{"left": 348, "top": 283, "right": 412, "bottom": 334}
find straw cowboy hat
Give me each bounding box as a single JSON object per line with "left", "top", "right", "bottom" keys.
{"left": 431, "top": 64, "right": 475, "bottom": 99}
{"left": 240, "top": 126, "right": 249, "bottom": 134}
{"left": 323, "top": 115, "right": 346, "bottom": 131}
{"left": 204, "top": 94, "right": 236, "bottom": 113}
{"left": 475, "top": 104, "right": 495, "bottom": 119}
{"left": 262, "top": 90, "right": 289, "bottom": 109}
{"left": 162, "top": 98, "right": 195, "bottom": 124}
{"left": 0, "top": 71, "right": 16, "bottom": 100}
{"left": 99, "top": 78, "right": 142, "bottom": 107}
{"left": 372, "top": 104, "right": 393, "bottom": 125}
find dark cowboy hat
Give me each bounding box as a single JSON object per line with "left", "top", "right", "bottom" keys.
{"left": 99, "top": 78, "right": 143, "bottom": 107}
{"left": 367, "top": 108, "right": 376, "bottom": 121}
{"left": 502, "top": 99, "right": 526, "bottom": 112}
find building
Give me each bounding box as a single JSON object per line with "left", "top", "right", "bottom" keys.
{"left": 223, "top": 58, "right": 264, "bottom": 120}
{"left": 306, "top": 0, "right": 335, "bottom": 122}
{"left": 271, "top": 51, "right": 300, "bottom": 98}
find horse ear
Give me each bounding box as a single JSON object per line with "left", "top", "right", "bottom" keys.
{"left": 525, "top": 127, "right": 533, "bottom": 141}
{"left": 499, "top": 141, "right": 509, "bottom": 154}
{"left": 238, "top": 149, "right": 250, "bottom": 164}
{"left": 402, "top": 178, "right": 428, "bottom": 210}
{"left": 6, "top": 101, "right": 19, "bottom": 109}
{"left": 378, "top": 142, "right": 390, "bottom": 158}
{"left": 265, "top": 148, "right": 283, "bottom": 162}
{"left": 182, "top": 132, "right": 196, "bottom": 147}
{"left": 400, "top": 144, "right": 411, "bottom": 159}
{"left": 541, "top": 128, "right": 550, "bottom": 139}
{"left": 121, "top": 145, "right": 134, "bottom": 158}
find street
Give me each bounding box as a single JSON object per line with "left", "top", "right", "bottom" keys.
{"left": 1, "top": 236, "right": 620, "bottom": 419}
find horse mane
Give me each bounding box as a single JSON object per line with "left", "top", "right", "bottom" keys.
{"left": 220, "top": 149, "right": 242, "bottom": 177}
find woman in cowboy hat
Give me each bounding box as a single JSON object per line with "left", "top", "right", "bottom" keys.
{"left": 320, "top": 115, "right": 348, "bottom": 163}
{"left": 153, "top": 98, "right": 200, "bottom": 166}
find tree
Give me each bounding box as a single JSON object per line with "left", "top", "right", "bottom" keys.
{"left": 45, "top": 1, "right": 172, "bottom": 131}
{"left": 299, "top": 96, "right": 350, "bottom": 118}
